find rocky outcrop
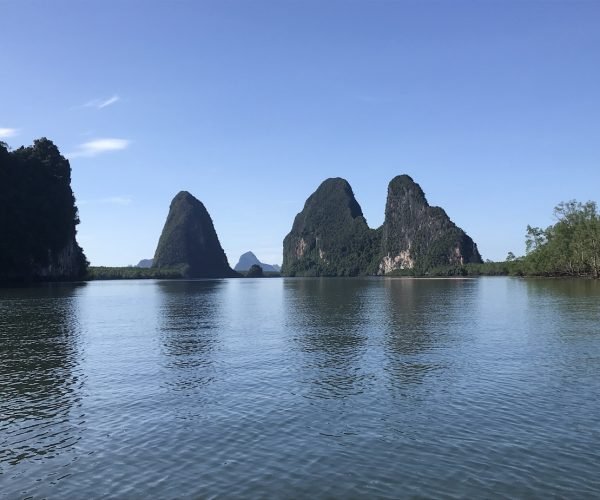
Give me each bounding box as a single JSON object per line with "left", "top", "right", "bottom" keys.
{"left": 380, "top": 175, "right": 482, "bottom": 273}
{"left": 152, "top": 191, "right": 238, "bottom": 278}
{"left": 35, "top": 240, "right": 87, "bottom": 280}
{"left": 0, "top": 138, "right": 87, "bottom": 282}
{"left": 281, "top": 178, "right": 380, "bottom": 276}
{"left": 234, "top": 251, "right": 279, "bottom": 272}
{"left": 281, "top": 175, "right": 482, "bottom": 276}
{"left": 136, "top": 259, "right": 153, "bottom": 268}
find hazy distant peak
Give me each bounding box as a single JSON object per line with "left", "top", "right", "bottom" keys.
{"left": 234, "top": 251, "right": 279, "bottom": 272}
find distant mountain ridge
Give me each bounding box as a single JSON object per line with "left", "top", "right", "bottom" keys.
{"left": 282, "top": 175, "right": 482, "bottom": 276}
{"left": 234, "top": 251, "right": 280, "bottom": 272}
{"left": 136, "top": 259, "right": 153, "bottom": 268}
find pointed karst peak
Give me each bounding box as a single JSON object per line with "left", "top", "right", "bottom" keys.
{"left": 234, "top": 251, "right": 279, "bottom": 272}
{"left": 319, "top": 177, "right": 353, "bottom": 190}
{"left": 234, "top": 251, "right": 261, "bottom": 272}
{"left": 152, "top": 191, "right": 238, "bottom": 278}
{"left": 172, "top": 190, "right": 201, "bottom": 205}
{"left": 310, "top": 177, "right": 364, "bottom": 219}
{"left": 387, "top": 175, "right": 428, "bottom": 205}
{"left": 380, "top": 174, "right": 482, "bottom": 273}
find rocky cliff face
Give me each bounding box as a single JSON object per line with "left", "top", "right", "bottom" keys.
{"left": 380, "top": 175, "right": 482, "bottom": 273}
{"left": 35, "top": 240, "right": 88, "bottom": 280}
{"left": 153, "top": 191, "right": 238, "bottom": 278}
{"left": 281, "top": 178, "right": 380, "bottom": 276}
{"left": 281, "top": 175, "right": 482, "bottom": 277}
{"left": 0, "top": 138, "right": 87, "bottom": 282}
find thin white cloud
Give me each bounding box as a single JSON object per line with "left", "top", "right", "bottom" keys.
{"left": 98, "top": 95, "right": 120, "bottom": 108}
{"left": 100, "top": 196, "right": 132, "bottom": 205}
{"left": 0, "top": 128, "right": 19, "bottom": 139}
{"left": 83, "top": 95, "right": 120, "bottom": 109}
{"left": 68, "top": 138, "right": 130, "bottom": 158}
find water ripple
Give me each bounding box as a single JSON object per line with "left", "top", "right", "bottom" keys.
{"left": 1, "top": 278, "right": 600, "bottom": 498}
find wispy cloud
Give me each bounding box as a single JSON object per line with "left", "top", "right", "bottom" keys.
{"left": 83, "top": 95, "right": 120, "bottom": 109}
{"left": 68, "top": 138, "right": 130, "bottom": 158}
{"left": 79, "top": 196, "right": 133, "bottom": 206}
{"left": 0, "top": 128, "right": 19, "bottom": 139}
{"left": 98, "top": 95, "right": 120, "bottom": 108}
{"left": 100, "top": 196, "right": 132, "bottom": 205}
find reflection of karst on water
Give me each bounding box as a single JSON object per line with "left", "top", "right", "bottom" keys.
{"left": 156, "top": 281, "right": 224, "bottom": 393}
{"left": 381, "top": 278, "right": 477, "bottom": 390}
{"left": 284, "top": 278, "right": 371, "bottom": 399}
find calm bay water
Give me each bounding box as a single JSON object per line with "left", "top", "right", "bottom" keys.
{"left": 1, "top": 277, "right": 600, "bottom": 498}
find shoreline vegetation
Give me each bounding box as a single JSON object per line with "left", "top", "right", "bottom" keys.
{"left": 83, "top": 260, "right": 597, "bottom": 281}
{"left": 86, "top": 266, "right": 282, "bottom": 280}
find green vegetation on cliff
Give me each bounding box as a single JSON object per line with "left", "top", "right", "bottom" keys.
{"left": 0, "top": 139, "right": 87, "bottom": 282}
{"left": 153, "top": 191, "right": 238, "bottom": 278}
{"left": 282, "top": 178, "right": 381, "bottom": 276}
{"left": 282, "top": 175, "right": 481, "bottom": 277}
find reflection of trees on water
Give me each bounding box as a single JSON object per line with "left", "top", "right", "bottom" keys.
{"left": 381, "top": 278, "right": 476, "bottom": 391}
{"left": 284, "top": 278, "right": 371, "bottom": 399}
{"left": 0, "top": 283, "right": 86, "bottom": 465}
{"left": 156, "top": 281, "right": 223, "bottom": 393}
{"left": 524, "top": 278, "right": 600, "bottom": 347}
{"left": 524, "top": 279, "right": 600, "bottom": 331}
{"left": 525, "top": 278, "right": 600, "bottom": 301}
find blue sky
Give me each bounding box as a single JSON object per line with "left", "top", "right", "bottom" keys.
{"left": 2, "top": 0, "right": 599, "bottom": 266}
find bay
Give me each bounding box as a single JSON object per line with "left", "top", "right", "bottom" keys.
{"left": 1, "top": 277, "right": 600, "bottom": 498}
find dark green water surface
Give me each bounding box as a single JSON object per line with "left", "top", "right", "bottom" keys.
{"left": 1, "top": 277, "right": 600, "bottom": 498}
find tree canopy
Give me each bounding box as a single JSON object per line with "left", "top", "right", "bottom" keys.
{"left": 524, "top": 200, "right": 600, "bottom": 278}
{"left": 246, "top": 264, "right": 264, "bottom": 277}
